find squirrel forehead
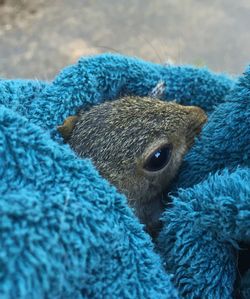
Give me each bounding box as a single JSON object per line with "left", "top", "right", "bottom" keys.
{"left": 73, "top": 97, "right": 194, "bottom": 156}
{"left": 81, "top": 97, "right": 191, "bottom": 129}
{"left": 107, "top": 97, "right": 189, "bottom": 115}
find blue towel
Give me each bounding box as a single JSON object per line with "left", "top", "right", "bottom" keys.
{"left": 0, "top": 54, "right": 249, "bottom": 298}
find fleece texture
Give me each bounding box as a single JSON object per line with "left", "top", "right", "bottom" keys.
{"left": 0, "top": 53, "right": 249, "bottom": 299}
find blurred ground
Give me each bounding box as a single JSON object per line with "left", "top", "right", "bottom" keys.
{"left": 0, "top": 0, "right": 250, "bottom": 79}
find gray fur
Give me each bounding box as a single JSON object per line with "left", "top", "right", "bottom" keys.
{"left": 66, "top": 96, "right": 207, "bottom": 237}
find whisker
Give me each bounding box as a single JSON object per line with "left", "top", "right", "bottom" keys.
{"left": 95, "top": 45, "right": 122, "bottom": 54}
{"left": 139, "top": 35, "right": 163, "bottom": 64}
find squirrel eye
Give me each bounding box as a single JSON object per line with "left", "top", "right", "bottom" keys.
{"left": 143, "top": 144, "right": 172, "bottom": 172}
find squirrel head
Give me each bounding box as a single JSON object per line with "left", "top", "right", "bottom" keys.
{"left": 58, "top": 96, "right": 207, "bottom": 236}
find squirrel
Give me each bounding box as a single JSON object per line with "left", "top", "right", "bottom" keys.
{"left": 58, "top": 94, "right": 207, "bottom": 238}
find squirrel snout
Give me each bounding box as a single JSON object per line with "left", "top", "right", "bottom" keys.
{"left": 187, "top": 106, "right": 207, "bottom": 125}
{"left": 184, "top": 106, "right": 207, "bottom": 146}
{"left": 186, "top": 105, "right": 207, "bottom": 132}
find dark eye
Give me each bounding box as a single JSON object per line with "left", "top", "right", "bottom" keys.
{"left": 143, "top": 144, "right": 172, "bottom": 172}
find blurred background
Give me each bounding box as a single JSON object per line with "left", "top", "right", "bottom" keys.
{"left": 0, "top": 0, "right": 250, "bottom": 79}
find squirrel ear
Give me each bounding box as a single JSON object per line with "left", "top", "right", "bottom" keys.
{"left": 57, "top": 115, "right": 78, "bottom": 140}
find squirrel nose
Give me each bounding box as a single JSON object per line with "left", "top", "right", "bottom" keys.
{"left": 185, "top": 106, "right": 207, "bottom": 132}
{"left": 186, "top": 106, "right": 207, "bottom": 127}
{"left": 184, "top": 106, "right": 207, "bottom": 146}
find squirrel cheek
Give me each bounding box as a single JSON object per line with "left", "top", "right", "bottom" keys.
{"left": 167, "top": 145, "right": 187, "bottom": 175}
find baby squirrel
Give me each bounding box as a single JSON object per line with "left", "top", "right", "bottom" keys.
{"left": 58, "top": 95, "right": 207, "bottom": 238}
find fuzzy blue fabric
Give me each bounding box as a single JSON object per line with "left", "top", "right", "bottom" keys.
{"left": 0, "top": 54, "right": 249, "bottom": 298}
